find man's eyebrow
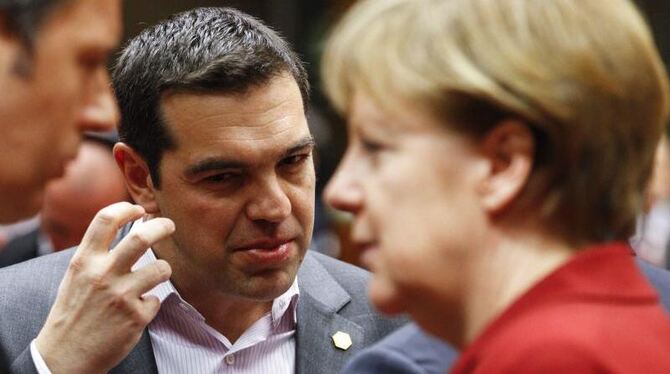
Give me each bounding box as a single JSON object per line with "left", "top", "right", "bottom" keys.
{"left": 185, "top": 159, "right": 247, "bottom": 177}
{"left": 281, "top": 136, "right": 316, "bottom": 158}
{"left": 184, "top": 136, "right": 315, "bottom": 177}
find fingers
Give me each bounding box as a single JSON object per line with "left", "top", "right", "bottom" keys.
{"left": 110, "top": 217, "right": 175, "bottom": 271}
{"left": 124, "top": 259, "right": 172, "bottom": 296}
{"left": 137, "top": 294, "right": 162, "bottom": 323}
{"left": 122, "top": 271, "right": 169, "bottom": 326}
{"left": 78, "top": 202, "right": 146, "bottom": 254}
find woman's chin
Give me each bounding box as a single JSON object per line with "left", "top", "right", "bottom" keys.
{"left": 368, "top": 276, "right": 407, "bottom": 316}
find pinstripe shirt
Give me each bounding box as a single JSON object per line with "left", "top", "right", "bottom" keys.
{"left": 31, "top": 246, "right": 300, "bottom": 373}
{"left": 135, "top": 249, "right": 300, "bottom": 374}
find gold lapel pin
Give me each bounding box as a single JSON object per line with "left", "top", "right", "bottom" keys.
{"left": 332, "top": 331, "right": 353, "bottom": 351}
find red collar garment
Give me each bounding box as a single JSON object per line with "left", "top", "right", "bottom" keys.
{"left": 451, "top": 242, "right": 670, "bottom": 373}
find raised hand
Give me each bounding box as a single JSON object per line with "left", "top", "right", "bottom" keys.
{"left": 34, "top": 202, "right": 174, "bottom": 374}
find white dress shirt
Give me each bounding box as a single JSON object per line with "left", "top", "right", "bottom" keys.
{"left": 31, "top": 225, "right": 300, "bottom": 374}
{"left": 138, "top": 249, "right": 300, "bottom": 374}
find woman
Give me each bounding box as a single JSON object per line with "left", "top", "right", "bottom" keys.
{"left": 322, "top": 0, "right": 670, "bottom": 371}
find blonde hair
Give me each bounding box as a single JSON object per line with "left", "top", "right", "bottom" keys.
{"left": 322, "top": 0, "right": 670, "bottom": 244}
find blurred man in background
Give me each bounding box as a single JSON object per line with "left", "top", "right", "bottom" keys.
{"left": 0, "top": 0, "right": 120, "bottom": 221}
{"left": 0, "top": 1, "right": 180, "bottom": 373}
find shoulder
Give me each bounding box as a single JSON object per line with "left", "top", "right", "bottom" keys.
{"left": 466, "top": 301, "right": 670, "bottom": 373}
{"left": 301, "top": 250, "right": 371, "bottom": 288}
{"left": 0, "top": 249, "right": 73, "bottom": 359}
{"left": 0, "top": 248, "right": 73, "bottom": 313}
{"left": 477, "top": 334, "right": 670, "bottom": 373}
{"left": 0, "top": 248, "right": 72, "bottom": 299}
{"left": 343, "top": 323, "right": 458, "bottom": 374}
{"left": 482, "top": 339, "right": 606, "bottom": 373}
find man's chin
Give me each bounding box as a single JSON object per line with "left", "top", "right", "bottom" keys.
{"left": 237, "top": 270, "right": 297, "bottom": 300}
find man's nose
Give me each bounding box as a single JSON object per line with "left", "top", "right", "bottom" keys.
{"left": 78, "top": 70, "right": 119, "bottom": 132}
{"left": 246, "top": 177, "right": 292, "bottom": 223}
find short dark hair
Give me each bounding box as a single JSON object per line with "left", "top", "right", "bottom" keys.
{"left": 112, "top": 7, "right": 310, "bottom": 187}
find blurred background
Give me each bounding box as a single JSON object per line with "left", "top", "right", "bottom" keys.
{"left": 1, "top": 0, "right": 669, "bottom": 269}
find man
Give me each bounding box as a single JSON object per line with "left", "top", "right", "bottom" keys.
{"left": 0, "top": 0, "right": 119, "bottom": 222}
{"left": 0, "top": 7, "right": 402, "bottom": 373}
{"left": 0, "top": 132, "right": 129, "bottom": 267}
{"left": 0, "top": 1, "right": 200, "bottom": 373}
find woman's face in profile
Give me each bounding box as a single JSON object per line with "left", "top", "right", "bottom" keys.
{"left": 325, "top": 91, "right": 490, "bottom": 318}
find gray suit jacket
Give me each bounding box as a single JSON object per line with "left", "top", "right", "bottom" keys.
{"left": 0, "top": 247, "right": 403, "bottom": 374}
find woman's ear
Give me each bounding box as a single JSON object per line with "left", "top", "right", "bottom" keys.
{"left": 113, "top": 143, "right": 160, "bottom": 213}
{"left": 477, "top": 119, "right": 535, "bottom": 215}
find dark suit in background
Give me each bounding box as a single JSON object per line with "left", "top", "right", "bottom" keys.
{"left": 0, "top": 229, "right": 39, "bottom": 268}
{"left": 341, "top": 323, "right": 456, "bottom": 374}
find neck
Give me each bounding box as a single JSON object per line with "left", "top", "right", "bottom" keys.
{"left": 153, "top": 243, "right": 274, "bottom": 343}
{"left": 182, "top": 288, "right": 273, "bottom": 343}
{"left": 455, "top": 231, "right": 575, "bottom": 348}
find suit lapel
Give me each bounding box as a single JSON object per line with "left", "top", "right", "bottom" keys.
{"left": 295, "top": 252, "right": 366, "bottom": 374}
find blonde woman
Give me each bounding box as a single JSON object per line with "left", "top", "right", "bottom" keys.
{"left": 323, "top": 0, "right": 670, "bottom": 371}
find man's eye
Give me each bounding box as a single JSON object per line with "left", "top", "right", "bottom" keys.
{"left": 204, "top": 173, "right": 239, "bottom": 183}
{"left": 281, "top": 154, "right": 309, "bottom": 166}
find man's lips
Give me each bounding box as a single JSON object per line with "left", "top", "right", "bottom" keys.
{"left": 233, "top": 238, "right": 294, "bottom": 251}
{"left": 233, "top": 239, "right": 296, "bottom": 266}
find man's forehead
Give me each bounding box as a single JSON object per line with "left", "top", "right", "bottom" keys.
{"left": 41, "top": 0, "right": 122, "bottom": 48}
{"left": 160, "top": 76, "right": 306, "bottom": 138}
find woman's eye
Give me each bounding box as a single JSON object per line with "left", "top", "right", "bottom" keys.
{"left": 361, "top": 138, "right": 384, "bottom": 153}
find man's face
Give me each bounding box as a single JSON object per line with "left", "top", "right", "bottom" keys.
{"left": 151, "top": 74, "right": 315, "bottom": 302}
{"left": 0, "top": 0, "right": 121, "bottom": 222}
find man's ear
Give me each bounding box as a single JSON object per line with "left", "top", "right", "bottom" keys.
{"left": 477, "top": 119, "right": 535, "bottom": 215}
{"left": 113, "top": 143, "right": 160, "bottom": 213}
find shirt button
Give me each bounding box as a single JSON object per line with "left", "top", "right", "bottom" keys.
{"left": 225, "top": 354, "right": 235, "bottom": 365}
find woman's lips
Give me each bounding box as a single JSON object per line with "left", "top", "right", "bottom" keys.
{"left": 358, "top": 243, "right": 379, "bottom": 269}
